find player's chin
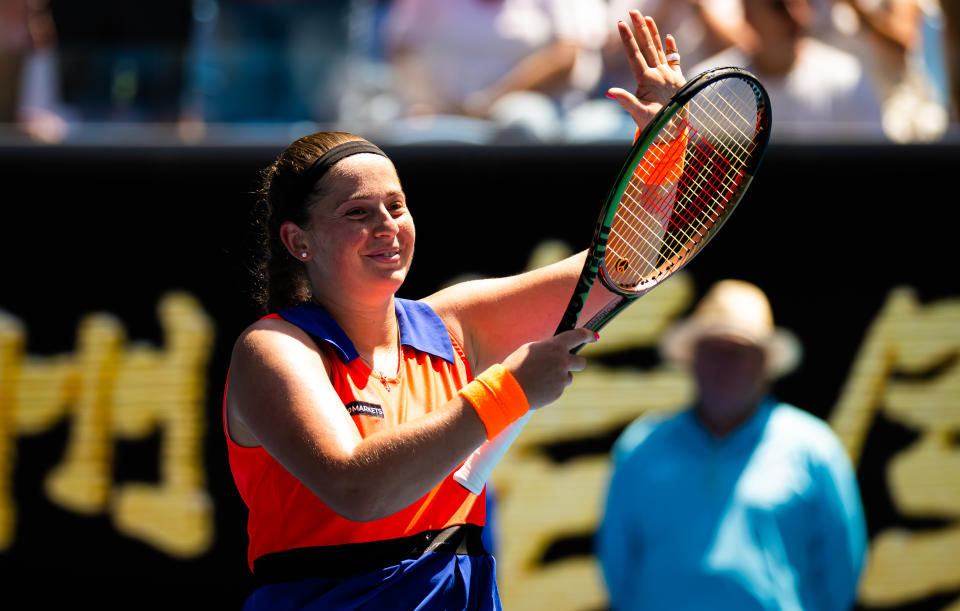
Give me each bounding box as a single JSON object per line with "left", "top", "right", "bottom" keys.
{"left": 366, "top": 258, "right": 412, "bottom": 289}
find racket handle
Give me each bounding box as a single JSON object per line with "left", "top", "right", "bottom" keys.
{"left": 454, "top": 411, "right": 533, "bottom": 494}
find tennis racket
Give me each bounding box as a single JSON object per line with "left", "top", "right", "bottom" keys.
{"left": 454, "top": 67, "right": 772, "bottom": 495}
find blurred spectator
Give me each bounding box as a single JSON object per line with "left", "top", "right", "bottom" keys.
{"left": 944, "top": 0, "right": 960, "bottom": 121}
{"left": 1, "top": 0, "right": 64, "bottom": 142}
{"left": 692, "top": 0, "right": 887, "bottom": 141}
{"left": 818, "top": 0, "right": 949, "bottom": 142}
{"left": 46, "top": 0, "right": 193, "bottom": 122}
{"left": 0, "top": 0, "right": 31, "bottom": 122}
{"left": 381, "top": 0, "right": 608, "bottom": 142}
{"left": 563, "top": 0, "right": 746, "bottom": 142}
{"left": 601, "top": 0, "right": 745, "bottom": 82}
{"left": 200, "top": 0, "right": 351, "bottom": 124}
{"left": 596, "top": 279, "right": 867, "bottom": 611}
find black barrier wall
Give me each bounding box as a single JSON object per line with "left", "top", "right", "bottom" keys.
{"left": 0, "top": 142, "right": 957, "bottom": 609}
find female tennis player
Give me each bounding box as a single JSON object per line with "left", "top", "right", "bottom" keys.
{"left": 224, "top": 11, "right": 684, "bottom": 610}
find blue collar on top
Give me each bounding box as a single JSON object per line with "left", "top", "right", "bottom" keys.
{"left": 277, "top": 298, "right": 456, "bottom": 365}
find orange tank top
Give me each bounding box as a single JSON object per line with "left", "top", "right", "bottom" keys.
{"left": 224, "top": 299, "right": 486, "bottom": 573}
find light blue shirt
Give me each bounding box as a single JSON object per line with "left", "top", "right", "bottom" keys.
{"left": 596, "top": 398, "right": 867, "bottom": 611}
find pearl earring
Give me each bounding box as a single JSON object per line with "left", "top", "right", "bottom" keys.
{"left": 301, "top": 253, "right": 308, "bottom": 259}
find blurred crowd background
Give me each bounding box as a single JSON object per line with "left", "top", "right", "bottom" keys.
{"left": 1, "top": 3, "right": 958, "bottom": 609}
{"left": 0, "top": 0, "right": 956, "bottom": 147}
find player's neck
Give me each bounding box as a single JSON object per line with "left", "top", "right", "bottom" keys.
{"left": 314, "top": 294, "right": 399, "bottom": 358}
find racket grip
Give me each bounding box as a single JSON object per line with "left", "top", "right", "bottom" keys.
{"left": 454, "top": 411, "right": 533, "bottom": 494}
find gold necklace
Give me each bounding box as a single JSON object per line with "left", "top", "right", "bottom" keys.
{"left": 360, "top": 325, "right": 401, "bottom": 391}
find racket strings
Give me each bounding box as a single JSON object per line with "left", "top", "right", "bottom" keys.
{"left": 695, "top": 80, "right": 760, "bottom": 155}
{"left": 606, "top": 78, "right": 762, "bottom": 290}
{"left": 610, "top": 124, "right": 689, "bottom": 269}
{"left": 672, "top": 129, "right": 741, "bottom": 230}
{"left": 665, "top": 80, "right": 759, "bottom": 232}
{"left": 612, "top": 127, "right": 737, "bottom": 275}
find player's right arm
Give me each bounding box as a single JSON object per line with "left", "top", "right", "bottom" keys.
{"left": 225, "top": 316, "right": 593, "bottom": 519}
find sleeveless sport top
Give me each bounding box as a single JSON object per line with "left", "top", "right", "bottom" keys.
{"left": 224, "top": 299, "right": 491, "bottom": 587}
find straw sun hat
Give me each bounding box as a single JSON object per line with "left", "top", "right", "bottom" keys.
{"left": 659, "top": 279, "right": 802, "bottom": 378}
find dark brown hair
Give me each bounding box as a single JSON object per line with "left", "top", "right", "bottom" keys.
{"left": 249, "top": 131, "right": 367, "bottom": 313}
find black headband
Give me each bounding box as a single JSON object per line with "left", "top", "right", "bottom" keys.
{"left": 295, "top": 140, "right": 389, "bottom": 207}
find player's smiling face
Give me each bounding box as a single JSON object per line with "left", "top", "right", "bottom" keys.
{"left": 303, "top": 153, "right": 415, "bottom": 301}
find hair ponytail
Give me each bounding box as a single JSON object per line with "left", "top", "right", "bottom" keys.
{"left": 248, "top": 131, "right": 367, "bottom": 314}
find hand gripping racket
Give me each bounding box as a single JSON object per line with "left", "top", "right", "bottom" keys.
{"left": 454, "top": 67, "right": 772, "bottom": 494}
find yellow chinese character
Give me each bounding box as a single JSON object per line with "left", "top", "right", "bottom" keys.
{"left": 830, "top": 288, "right": 960, "bottom": 607}
{"left": 0, "top": 292, "right": 215, "bottom": 558}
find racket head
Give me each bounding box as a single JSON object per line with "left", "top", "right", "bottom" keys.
{"left": 598, "top": 67, "right": 771, "bottom": 298}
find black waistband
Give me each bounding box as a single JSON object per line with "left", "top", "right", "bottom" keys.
{"left": 252, "top": 523, "right": 488, "bottom": 586}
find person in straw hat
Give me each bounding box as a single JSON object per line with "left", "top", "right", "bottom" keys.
{"left": 596, "top": 279, "right": 867, "bottom": 611}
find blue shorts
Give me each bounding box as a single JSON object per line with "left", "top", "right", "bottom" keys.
{"left": 243, "top": 525, "right": 500, "bottom": 610}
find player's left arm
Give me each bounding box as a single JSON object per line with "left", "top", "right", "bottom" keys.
{"left": 424, "top": 251, "right": 613, "bottom": 373}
